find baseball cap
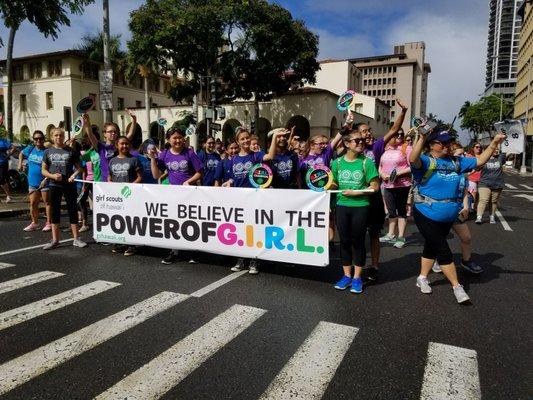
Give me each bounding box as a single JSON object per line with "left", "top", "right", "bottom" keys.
{"left": 427, "top": 130, "right": 453, "bottom": 143}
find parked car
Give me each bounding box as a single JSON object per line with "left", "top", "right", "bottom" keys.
{"left": 7, "top": 144, "right": 28, "bottom": 192}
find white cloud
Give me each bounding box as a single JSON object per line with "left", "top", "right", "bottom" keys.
{"left": 312, "top": 27, "right": 376, "bottom": 60}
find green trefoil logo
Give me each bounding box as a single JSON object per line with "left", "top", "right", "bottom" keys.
{"left": 121, "top": 186, "right": 132, "bottom": 198}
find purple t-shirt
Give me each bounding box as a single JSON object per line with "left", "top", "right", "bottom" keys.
{"left": 363, "top": 138, "right": 385, "bottom": 167}
{"left": 299, "top": 144, "right": 334, "bottom": 172}
{"left": 229, "top": 151, "right": 265, "bottom": 187}
{"left": 157, "top": 148, "right": 203, "bottom": 185}
{"left": 97, "top": 142, "right": 116, "bottom": 182}
{"left": 272, "top": 151, "right": 299, "bottom": 188}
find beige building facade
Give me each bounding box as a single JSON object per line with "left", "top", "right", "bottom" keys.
{"left": 514, "top": 0, "right": 533, "bottom": 135}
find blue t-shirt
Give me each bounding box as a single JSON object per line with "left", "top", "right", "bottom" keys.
{"left": 0, "top": 138, "right": 12, "bottom": 165}
{"left": 229, "top": 151, "right": 265, "bottom": 188}
{"left": 136, "top": 154, "right": 157, "bottom": 184}
{"left": 22, "top": 146, "right": 45, "bottom": 188}
{"left": 272, "top": 151, "right": 298, "bottom": 188}
{"left": 412, "top": 154, "right": 477, "bottom": 222}
{"left": 215, "top": 158, "right": 233, "bottom": 184}
{"left": 198, "top": 151, "right": 221, "bottom": 186}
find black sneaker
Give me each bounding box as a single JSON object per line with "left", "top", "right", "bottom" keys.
{"left": 460, "top": 259, "right": 484, "bottom": 274}
{"left": 365, "top": 267, "right": 379, "bottom": 283}
{"left": 162, "top": 251, "right": 178, "bottom": 265}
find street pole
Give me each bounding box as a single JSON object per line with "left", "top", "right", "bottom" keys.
{"left": 102, "top": 0, "right": 113, "bottom": 123}
{"left": 499, "top": 95, "right": 503, "bottom": 122}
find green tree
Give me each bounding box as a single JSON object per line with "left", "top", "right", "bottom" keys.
{"left": 0, "top": 0, "right": 94, "bottom": 140}
{"left": 77, "top": 31, "right": 126, "bottom": 66}
{"left": 459, "top": 95, "right": 513, "bottom": 136}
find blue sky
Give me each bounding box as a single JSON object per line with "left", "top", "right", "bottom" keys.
{"left": 0, "top": 0, "right": 490, "bottom": 127}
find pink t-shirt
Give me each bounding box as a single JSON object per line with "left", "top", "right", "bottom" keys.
{"left": 379, "top": 145, "right": 412, "bottom": 189}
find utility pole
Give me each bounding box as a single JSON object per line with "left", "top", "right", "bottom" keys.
{"left": 102, "top": 0, "right": 113, "bottom": 123}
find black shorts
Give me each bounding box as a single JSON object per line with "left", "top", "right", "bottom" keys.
{"left": 0, "top": 163, "right": 7, "bottom": 185}
{"left": 366, "top": 192, "right": 385, "bottom": 234}
{"left": 383, "top": 186, "right": 410, "bottom": 218}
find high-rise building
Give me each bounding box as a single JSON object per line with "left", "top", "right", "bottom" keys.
{"left": 484, "top": 0, "right": 524, "bottom": 99}
{"left": 514, "top": 0, "right": 533, "bottom": 136}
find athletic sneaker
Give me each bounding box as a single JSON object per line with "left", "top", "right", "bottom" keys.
{"left": 43, "top": 240, "right": 60, "bottom": 250}
{"left": 112, "top": 245, "right": 127, "bottom": 253}
{"left": 475, "top": 216, "right": 482, "bottom": 224}
{"left": 79, "top": 225, "right": 90, "bottom": 232}
{"left": 5, "top": 196, "right": 11, "bottom": 203}
{"left": 460, "top": 259, "right": 484, "bottom": 274}
{"left": 248, "top": 260, "right": 259, "bottom": 275}
{"left": 432, "top": 261, "right": 442, "bottom": 273}
{"left": 231, "top": 258, "right": 245, "bottom": 272}
{"left": 393, "top": 237, "right": 406, "bottom": 248}
{"left": 350, "top": 277, "right": 363, "bottom": 294}
{"left": 162, "top": 250, "right": 178, "bottom": 265}
{"left": 366, "top": 266, "right": 379, "bottom": 282}
{"left": 188, "top": 259, "right": 198, "bottom": 264}
{"left": 379, "top": 233, "right": 396, "bottom": 243}
{"left": 72, "top": 239, "right": 87, "bottom": 248}
{"left": 453, "top": 285, "right": 470, "bottom": 303}
{"left": 124, "top": 246, "right": 136, "bottom": 256}
{"left": 334, "top": 275, "right": 352, "bottom": 290}
{"left": 416, "top": 276, "right": 432, "bottom": 294}
{"left": 42, "top": 222, "right": 52, "bottom": 232}
{"left": 23, "top": 222, "right": 40, "bottom": 232}
{"left": 489, "top": 215, "right": 496, "bottom": 224}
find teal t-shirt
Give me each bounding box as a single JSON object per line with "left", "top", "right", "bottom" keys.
{"left": 331, "top": 154, "right": 378, "bottom": 207}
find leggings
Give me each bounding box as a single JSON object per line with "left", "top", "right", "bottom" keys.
{"left": 336, "top": 205, "right": 369, "bottom": 266}
{"left": 383, "top": 186, "right": 410, "bottom": 218}
{"left": 77, "top": 184, "right": 93, "bottom": 221}
{"left": 413, "top": 206, "right": 453, "bottom": 265}
{"left": 477, "top": 186, "right": 502, "bottom": 217}
{"left": 49, "top": 184, "right": 78, "bottom": 225}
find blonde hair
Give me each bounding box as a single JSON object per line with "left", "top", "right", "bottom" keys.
{"left": 50, "top": 127, "right": 65, "bottom": 137}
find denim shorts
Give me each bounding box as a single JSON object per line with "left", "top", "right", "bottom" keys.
{"left": 28, "top": 185, "right": 49, "bottom": 193}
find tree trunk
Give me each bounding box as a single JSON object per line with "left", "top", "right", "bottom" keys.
{"left": 6, "top": 25, "right": 17, "bottom": 141}
{"left": 144, "top": 75, "right": 150, "bottom": 140}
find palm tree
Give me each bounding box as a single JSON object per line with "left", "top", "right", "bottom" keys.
{"left": 76, "top": 31, "right": 127, "bottom": 73}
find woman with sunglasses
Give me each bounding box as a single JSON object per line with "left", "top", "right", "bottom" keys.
{"left": 18, "top": 130, "right": 51, "bottom": 232}
{"left": 467, "top": 142, "right": 483, "bottom": 211}
{"left": 331, "top": 130, "right": 379, "bottom": 294}
{"left": 409, "top": 129, "right": 505, "bottom": 303}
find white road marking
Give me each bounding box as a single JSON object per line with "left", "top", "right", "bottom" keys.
{"left": 513, "top": 194, "right": 533, "bottom": 202}
{"left": 0, "top": 280, "right": 121, "bottom": 331}
{"left": 505, "top": 183, "right": 517, "bottom": 189}
{"left": 0, "top": 239, "right": 74, "bottom": 256}
{"left": 0, "top": 271, "right": 64, "bottom": 295}
{"left": 190, "top": 270, "right": 248, "bottom": 297}
{"left": 94, "top": 304, "right": 266, "bottom": 400}
{"left": 495, "top": 210, "right": 513, "bottom": 231}
{"left": 0, "top": 291, "right": 188, "bottom": 395}
{"left": 259, "top": 321, "right": 358, "bottom": 400}
{"left": 520, "top": 184, "right": 533, "bottom": 190}
{"left": 420, "top": 342, "right": 481, "bottom": 400}
{"left": 0, "top": 262, "right": 15, "bottom": 270}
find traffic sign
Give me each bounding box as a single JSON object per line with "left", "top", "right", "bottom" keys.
{"left": 100, "top": 92, "right": 113, "bottom": 110}
{"left": 99, "top": 69, "right": 113, "bottom": 92}
{"left": 209, "top": 122, "right": 221, "bottom": 131}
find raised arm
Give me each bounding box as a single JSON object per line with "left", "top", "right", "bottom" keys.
{"left": 18, "top": 150, "right": 25, "bottom": 171}
{"left": 125, "top": 109, "right": 137, "bottom": 141}
{"left": 383, "top": 98, "right": 408, "bottom": 145}
{"left": 148, "top": 147, "right": 163, "bottom": 180}
{"left": 409, "top": 129, "right": 428, "bottom": 169}
{"left": 263, "top": 129, "right": 287, "bottom": 161}
{"left": 82, "top": 113, "right": 98, "bottom": 149}
{"left": 476, "top": 133, "right": 506, "bottom": 167}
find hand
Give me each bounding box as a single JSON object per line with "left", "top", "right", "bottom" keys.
{"left": 342, "top": 189, "right": 359, "bottom": 196}
{"left": 459, "top": 207, "right": 469, "bottom": 220}
{"left": 54, "top": 173, "right": 62, "bottom": 182}
{"left": 492, "top": 133, "right": 506, "bottom": 145}
{"left": 183, "top": 181, "right": 190, "bottom": 186}
{"left": 82, "top": 113, "right": 90, "bottom": 127}
{"left": 147, "top": 148, "right": 158, "bottom": 159}
{"left": 396, "top": 98, "right": 408, "bottom": 111}
{"left": 345, "top": 110, "right": 354, "bottom": 125}
{"left": 126, "top": 108, "right": 136, "bottom": 119}
{"left": 222, "top": 180, "right": 233, "bottom": 187}
{"left": 68, "top": 176, "right": 75, "bottom": 183}
{"left": 381, "top": 174, "right": 390, "bottom": 182}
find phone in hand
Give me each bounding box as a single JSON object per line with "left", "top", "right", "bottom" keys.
{"left": 419, "top": 120, "right": 437, "bottom": 135}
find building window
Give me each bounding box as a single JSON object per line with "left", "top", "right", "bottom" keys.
{"left": 82, "top": 63, "right": 99, "bottom": 80}
{"left": 20, "top": 94, "right": 27, "bottom": 112}
{"left": 393, "top": 77, "right": 396, "bottom": 84}
{"left": 373, "top": 79, "right": 377, "bottom": 85}
{"left": 391, "top": 110, "right": 395, "bottom": 118}
{"left": 393, "top": 66, "right": 397, "bottom": 73}
{"left": 152, "top": 102, "right": 158, "bottom": 107}
{"left": 46, "top": 92, "right": 53, "bottom": 110}
{"left": 136, "top": 100, "right": 142, "bottom": 108}
{"left": 89, "top": 93, "right": 98, "bottom": 110}
{"left": 387, "top": 89, "right": 391, "bottom": 96}
{"left": 388, "top": 78, "right": 392, "bottom": 84}
{"left": 30, "top": 62, "right": 42, "bottom": 79}
{"left": 13, "top": 65, "right": 24, "bottom": 81}
{"left": 117, "top": 97, "right": 124, "bottom": 110}
{"left": 378, "top": 78, "right": 382, "bottom": 85}
{"left": 47, "top": 60, "right": 62, "bottom": 77}
{"left": 391, "top": 100, "right": 396, "bottom": 107}
{"left": 372, "top": 90, "right": 376, "bottom": 96}
{"left": 378, "top": 90, "right": 382, "bottom": 96}
{"left": 392, "top": 88, "right": 396, "bottom": 95}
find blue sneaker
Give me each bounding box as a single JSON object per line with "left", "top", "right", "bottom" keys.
{"left": 334, "top": 275, "right": 352, "bottom": 290}
{"left": 350, "top": 277, "right": 363, "bottom": 293}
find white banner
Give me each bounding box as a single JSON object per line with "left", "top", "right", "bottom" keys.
{"left": 494, "top": 120, "right": 525, "bottom": 154}
{"left": 92, "top": 182, "right": 330, "bottom": 266}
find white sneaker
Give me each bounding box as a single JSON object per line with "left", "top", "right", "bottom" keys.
{"left": 416, "top": 276, "right": 432, "bottom": 294}
{"left": 5, "top": 196, "right": 11, "bottom": 203}
{"left": 453, "top": 285, "right": 470, "bottom": 303}
{"left": 248, "top": 260, "right": 259, "bottom": 275}
{"left": 43, "top": 240, "right": 60, "bottom": 250}
{"left": 231, "top": 258, "right": 245, "bottom": 272}
{"left": 23, "top": 222, "right": 40, "bottom": 232}
{"left": 489, "top": 215, "right": 496, "bottom": 224}
{"left": 432, "top": 261, "right": 442, "bottom": 273}
{"left": 79, "top": 225, "right": 90, "bottom": 232}
{"left": 475, "top": 216, "right": 482, "bottom": 224}
{"left": 72, "top": 239, "right": 88, "bottom": 248}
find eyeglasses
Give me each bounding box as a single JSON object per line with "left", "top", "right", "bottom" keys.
{"left": 105, "top": 130, "right": 117, "bottom": 134}
{"left": 33, "top": 137, "right": 45, "bottom": 141}
{"left": 474, "top": 145, "right": 481, "bottom": 148}
{"left": 346, "top": 138, "right": 364, "bottom": 144}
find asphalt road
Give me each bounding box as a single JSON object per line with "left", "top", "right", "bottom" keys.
{"left": 0, "top": 172, "right": 531, "bottom": 400}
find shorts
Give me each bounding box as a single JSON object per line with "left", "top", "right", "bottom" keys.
{"left": 0, "top": 163, "right": 7, "bottom": 185}
{"left": 29, "top": 184, "right": 49, "bottom": 193}
{"left": 383, "top": 186, "right": 410, "bottom": 218}
{"left": 367, "top": 191, "right": 385, "bottom": 234}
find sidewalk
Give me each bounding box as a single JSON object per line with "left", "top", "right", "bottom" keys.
{"left": 0, "top": 193, "right": 32, "bottom": 218}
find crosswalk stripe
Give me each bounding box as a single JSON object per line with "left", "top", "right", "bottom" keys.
{"left": 0, "top": 263, "right": 15, "bottom": 270}
{"left": 0, "top": 280, "right": 121, "bottom": 331}
{"left": 420, "top": 342, "right": 481, "bottom": 400}
{"left": 505, "top": 183, "right": 517, "bottom": 189}
{"left": 520, "top": 184, "right": 533, "bottom": 190}
{"left": 0, "top": 291, "right": 189, "bottom": 396}
{"left": 190, "top": 270, "right": 248, "bottom": 297}
{"left": 259, "top": 321, "right": 358, "bottom": 400}
{"left": 495, "top": 210, "right": 513, "bottom": 231}
{"left": 0, "top": 239, "right": 74, "bottom": 256}
{"left": 94, "top": 304, "right": 266, "bottom": 400}
{"left": 0, "top": 271, "right": 65, "bottom": 295}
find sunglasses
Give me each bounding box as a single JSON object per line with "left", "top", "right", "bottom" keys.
{"left": 433, "top": 140, "right": 452, "bottom": 146}
{"left": 33, "top": 137, "right": 45, "bottom": 141}
{"left": 346, "top": 138, "right": 364, "bottom": 144}
{"left": 474, "top": 145, "right": 481, "bottom": 148}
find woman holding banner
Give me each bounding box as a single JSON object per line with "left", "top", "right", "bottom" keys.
{"left": 331, "top": 130, "right": 379, "bottom": 294}
{"left": 198, "top": 136, "right": 221, "bottom": 186}
{"left": 149, "top": 128, "right": 203, "bottom": 265}
{"left": 409, "top": 129, "right": 506, "bottom": 303}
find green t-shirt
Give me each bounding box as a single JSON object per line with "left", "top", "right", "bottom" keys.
{"left": 331, "top": 154, "right": 378, "bottom": 207}
{"left": 81, "top": 148, "right": 102, "bottom": 182}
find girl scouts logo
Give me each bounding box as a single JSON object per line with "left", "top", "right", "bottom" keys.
{"left": 306, "top": 164, "right": 333, "bottom": 191}
{"left": 249, "top": 163, "right": 273, "bottom": 188}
